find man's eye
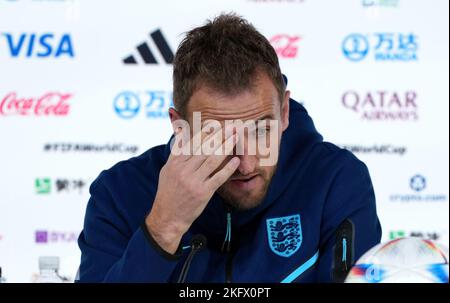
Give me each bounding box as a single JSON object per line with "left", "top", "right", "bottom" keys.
{"left": 257, "top": 127, "right": 270, "bottom": 137}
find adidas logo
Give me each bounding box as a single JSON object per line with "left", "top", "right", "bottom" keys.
{"left": 123, "top": 29, "right": 174, "bottom": 65}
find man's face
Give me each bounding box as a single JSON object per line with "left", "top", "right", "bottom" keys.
{"left": 178, "top": 71, "right": 290, "bottom": 210}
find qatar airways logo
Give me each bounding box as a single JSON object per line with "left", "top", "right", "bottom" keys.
{"left": 269, "top": 34, "right": 301, "bottom": 59}
{"left": 342, "top": 90, "right": 418, "bottom": 121}
{"left": 0, "top": 92, "right": 72, "bottom": 116}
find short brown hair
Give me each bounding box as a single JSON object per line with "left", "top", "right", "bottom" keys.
{"left": 173, "top": 13, "right": 286, "bottom": 117}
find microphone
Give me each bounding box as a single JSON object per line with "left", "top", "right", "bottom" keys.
{"left": 177, "top": 234, "right": 207, "bottom": 283}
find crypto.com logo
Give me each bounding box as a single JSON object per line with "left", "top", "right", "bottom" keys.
{"left": 170, "top": 112, "right": 280, "bottom": 167}
{"left": 410, "top": 174, "right": 426, "bottom": 192}
{"left": 389, "top": 174, "right": 447, "bottom": 203}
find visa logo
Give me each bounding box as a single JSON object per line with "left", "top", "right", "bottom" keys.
{"left": 1, "top": 33, "right": 75, "bottom": 58}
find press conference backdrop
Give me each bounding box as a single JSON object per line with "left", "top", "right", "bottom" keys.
{"left": 0, "top": 0, "right": 448, "bottom": 282}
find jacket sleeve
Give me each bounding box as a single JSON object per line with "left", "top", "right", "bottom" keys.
{"left": 315, "top": 151, "right": 382, "bottom": 282}
{"left": 76, "top": 173, "right": 183, "bottom": 282}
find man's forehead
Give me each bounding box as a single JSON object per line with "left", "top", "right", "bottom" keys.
{"left": 185, "top": 69, "right": 281, "bottom": 116}
{"left": 186, "top": 87, "right": 280, "bottom": 122}
{"left": 195, "top": 104, "right": 278, "bottom": 122}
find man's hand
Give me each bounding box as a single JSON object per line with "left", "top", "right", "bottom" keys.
{"left": 145, "top": 128, "right": 240, "bottom": 254}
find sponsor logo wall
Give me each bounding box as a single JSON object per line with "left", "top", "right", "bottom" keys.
{"left": 0, "top": 0, "right": 448, "bottom": 282}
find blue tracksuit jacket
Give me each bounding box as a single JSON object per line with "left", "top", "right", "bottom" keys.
{"left": 77, "top": 99, "right": 382, "bottom": 283}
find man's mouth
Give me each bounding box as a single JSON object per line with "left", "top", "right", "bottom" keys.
{"left": 229, "top": 174, "right": 260, "bottom": 190}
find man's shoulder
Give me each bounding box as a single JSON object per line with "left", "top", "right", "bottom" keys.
{"left": 90, "top": 144, "right": 167, "bottom": 193}
{"left": 307, "top": 141, "right": 370, "bottom": 178}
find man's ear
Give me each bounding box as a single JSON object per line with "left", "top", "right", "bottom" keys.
{"left": 169, "top": 107, "right": 183, "bottom": 133}
{"left": 281, "top": 90, "right": 290, "bottom": 132}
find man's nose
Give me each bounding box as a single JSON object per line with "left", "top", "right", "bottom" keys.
{"left": 237, "top": 153, "right": 256, "bottom": 176}
{"left": 234, "top": 138, "right": 256, "bottom": 175}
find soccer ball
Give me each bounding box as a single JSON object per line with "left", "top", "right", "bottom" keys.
{"left": 345, "top": 237, "right": 449, "bottom": 283}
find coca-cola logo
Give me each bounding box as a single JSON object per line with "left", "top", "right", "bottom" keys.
{"left": 0, "top": 92, "right": 72, "bottom": 116}
{"left": 269, "top": 35, "right": 301, "bottom": 59}
{"left": 342, "top": 90, "right": 418, "bottom": 121}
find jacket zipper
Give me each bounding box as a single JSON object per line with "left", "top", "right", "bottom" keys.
{"left": 222, "top": 211, "right": 233, "bottom": 283}
{"left": 333, "top": 219, "right": 354, "bottom": 282}
{"left": 221, "top": 212, "right": 232, "bottom": 252}
{"left": 342, "top": 237, "right": 348, "bottom": 271}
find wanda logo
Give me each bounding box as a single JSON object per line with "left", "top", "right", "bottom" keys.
{"left": 0, "top": 92, "right": 72, "bottom": 116}
{"left": 269, "top": 34, "right": 301, "bottom": 58}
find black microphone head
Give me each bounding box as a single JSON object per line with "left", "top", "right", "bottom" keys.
{"left": 191, "top": 234, "right": 207, "bottom": 250}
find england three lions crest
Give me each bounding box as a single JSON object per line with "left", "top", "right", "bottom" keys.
{"left": 266, "top": 214, "right": 302, "bottom": 257}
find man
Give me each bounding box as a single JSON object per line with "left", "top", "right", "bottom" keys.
{"left": 77, "top": 13, "right": 381, "bottom": 283}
